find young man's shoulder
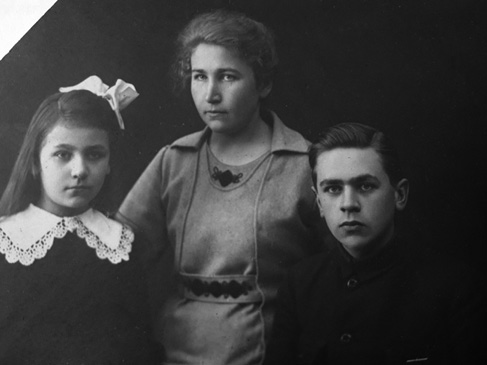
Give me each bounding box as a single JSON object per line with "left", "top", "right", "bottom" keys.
{"left": 402, "top": 237, "right": 473, "bottom": 273}
{"left": 285, "top": 247, "right": 338, "bottom": 293}
{"left": 409, "top": 242, "right": 481, "bottom": 291}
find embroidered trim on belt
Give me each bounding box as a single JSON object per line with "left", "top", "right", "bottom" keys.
{"left": 182, "top": 277, "right": 253, "bottom": 299}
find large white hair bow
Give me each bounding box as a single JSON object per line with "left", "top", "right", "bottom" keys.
{"left": 59, "top": 75, "right": 139, "bottom": 130}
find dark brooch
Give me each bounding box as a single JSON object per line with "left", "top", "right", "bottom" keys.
{"left": 211, "top": 167, "right": 243, "bottom": 187}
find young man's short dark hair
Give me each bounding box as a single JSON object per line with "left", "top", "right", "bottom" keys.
{"left": 309, "top": 122, "right": 403, "bottom": 186}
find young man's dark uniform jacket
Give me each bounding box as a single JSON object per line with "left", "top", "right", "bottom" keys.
{"left": 264, "top": 236, "right": 484, "bottom": 365}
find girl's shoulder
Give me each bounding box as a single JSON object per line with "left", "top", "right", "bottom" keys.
{"left": 0, "top": 205, "right": 134, "bottom": 266}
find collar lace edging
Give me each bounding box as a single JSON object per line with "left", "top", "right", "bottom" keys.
{"left": 0, "top": 205, "right": 134, "bottom": 266}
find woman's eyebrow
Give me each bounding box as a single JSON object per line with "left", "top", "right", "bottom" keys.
{"left": 85, "top": 144, "right": 108, "bottom": 149}
{"left": 192, "top": 67, "right": 241, "bottom": 74}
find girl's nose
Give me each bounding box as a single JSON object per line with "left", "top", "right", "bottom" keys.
{"left": 340, "top": 187, "right": 360, "bottom": 213}
{"left": 71, "top": 156, "right": 88, "bottom": 180}
{"left": 205, "top": 80, "right": 222, "bottom": 103}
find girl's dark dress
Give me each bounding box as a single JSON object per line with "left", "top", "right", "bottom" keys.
{"left": 0, "top": 204, "right": 161, "bottom": 364}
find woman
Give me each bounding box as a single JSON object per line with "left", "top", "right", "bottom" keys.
{"left": 116, "top": 10, "right": 324, "bottom": 364}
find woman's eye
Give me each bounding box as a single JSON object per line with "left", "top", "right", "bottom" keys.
{"left": 222, "top": 74, "right": 237, "bottom": 81}
{"left": 86, "top": 151, "right": 107, "bottom": 161}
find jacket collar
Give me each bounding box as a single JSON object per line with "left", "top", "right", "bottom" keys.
{"left": 170, "top": 110, "right": 309, "bottom": 154}
{"left": 334, "top": 235, "right": 405, "bottom": 281}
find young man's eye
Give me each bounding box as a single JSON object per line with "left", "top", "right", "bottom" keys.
{"left": 324, "top": 186, "right": 342, "bottom": 194}
{"left": 360, "top": 183, "right": 375, "bottom": 192}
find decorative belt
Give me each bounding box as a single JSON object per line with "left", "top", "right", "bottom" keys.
{"left": 179, "top": 273, "right": 263, "bottom": 303}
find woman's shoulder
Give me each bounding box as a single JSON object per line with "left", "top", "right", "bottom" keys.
{"left": 142, "top": 129, "right": 208, "bottom": 171}
{"left": 169, "top": 128, "right": 209, "bottom": 150}
{"left": 268, "top": 111, "right": 310, "bottom": 154}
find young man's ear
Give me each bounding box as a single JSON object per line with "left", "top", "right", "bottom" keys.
{"left": 394, "top": 178, "right": 409, "bottom": 211}
{"left": 311, "top": 186, "right": 324, "bottom": 217}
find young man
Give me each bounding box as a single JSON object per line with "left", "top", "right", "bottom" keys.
{"left": 264, "top": 123, "right": 483, "bottom": 365}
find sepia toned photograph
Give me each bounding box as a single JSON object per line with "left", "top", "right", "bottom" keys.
{"left": 0, "top": 0, "right": 485, "bottom": 363}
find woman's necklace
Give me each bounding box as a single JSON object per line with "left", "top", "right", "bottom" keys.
{"left": 208, "top": 121, "right": 272, "bottom": 187}
{"left": 211, "top": 166, "right": 243, "bottom": 187}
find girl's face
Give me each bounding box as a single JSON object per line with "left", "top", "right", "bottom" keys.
{"left": 37, "top": 121, "right": 110, "bottom": 217}
{"left": 190, "top": 43, "right": 271, "bottom": 136}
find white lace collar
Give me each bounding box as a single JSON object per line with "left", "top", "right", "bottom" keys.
{"left": 0, "top": 204, "right": 134, "bottom": 266}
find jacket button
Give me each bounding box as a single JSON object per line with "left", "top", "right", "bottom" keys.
{"left": 340, "top": 333, "right": 352, "bottom": 343}
{"left": 346, "top": 278, "right": 358, "bottom": 288}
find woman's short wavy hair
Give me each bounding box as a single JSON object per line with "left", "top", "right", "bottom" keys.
{"left": 173, "top": 9, "right": 278, "bottom": 93}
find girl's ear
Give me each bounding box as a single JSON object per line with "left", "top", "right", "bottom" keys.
{"left": 394, "top": 178, "right": 409, "bottom": 211}
{"left": 31, "top": 162, "right": 39, "bottom": 179}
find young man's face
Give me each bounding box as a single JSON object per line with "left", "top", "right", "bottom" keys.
{"left": 313, "top": 147, "right": 408, "bottom": 259}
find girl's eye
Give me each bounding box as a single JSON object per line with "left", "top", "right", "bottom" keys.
{"left": 54, "top": 151, "right": 71, "bottom": 160}
{"left": 193, "top": 74, "right": 206, "bottom": 81}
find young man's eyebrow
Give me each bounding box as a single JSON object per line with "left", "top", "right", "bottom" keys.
{"left": 318, "top": 174, "right": 379, "bottom": 187}
{"left": 349, "top": 174, "right": 379, "bottom": 183}
{"left": 319, "top": 179, "right": 343, "bottom": 188}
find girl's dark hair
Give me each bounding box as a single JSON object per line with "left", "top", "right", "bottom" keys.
{"left": 173, "top": 9, "right": 278, "bottom": 93}
{"left": 309, "top": 123, "right": 404, "bottom": 187}
{"left": 0, "top": 90, "right": 121, "bottom": 217}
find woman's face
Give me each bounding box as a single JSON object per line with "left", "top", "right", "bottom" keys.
{"left": 37, "top": 121, "right": 110, "bottom": 216}
{"left": 190, "top": 43, "right": 271, "bottom": 136}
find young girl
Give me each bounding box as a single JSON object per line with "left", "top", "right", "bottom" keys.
{"left": 0, "top": 83, "right": 161, "bottom": 363}
{"left": 116, "top": 10, "right": 325, "bottom": 364}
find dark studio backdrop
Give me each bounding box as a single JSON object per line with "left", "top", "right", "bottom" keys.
{"left": 0, "top": 0, "right": 485, "bottom": 263}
